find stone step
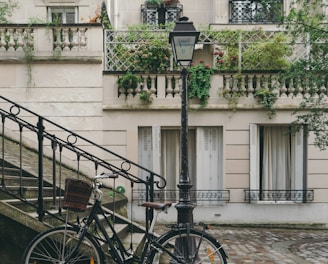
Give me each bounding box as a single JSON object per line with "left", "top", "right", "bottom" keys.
{"left": 1, "top": 175, "right": 42, "bottom": 187}
{"left": 3, "top": 197, "right": 64, "bottom": 212}
{"left": 0, "top": 186, "right": 55, "bottom": 199}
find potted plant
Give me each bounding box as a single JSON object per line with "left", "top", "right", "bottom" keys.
{"left": 146, "top": 0, "right": 163, "bottom": 7}
{"left": 164, "top": 0, "right": 179, "bottom": 7}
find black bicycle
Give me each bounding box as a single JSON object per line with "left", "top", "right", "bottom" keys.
{"left": 22, "top": 173, "right": 228, "bottom": 263}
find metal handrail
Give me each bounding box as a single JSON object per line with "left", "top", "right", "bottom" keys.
{"left": 0, "top": 95, "right": 166, "bottom": 221}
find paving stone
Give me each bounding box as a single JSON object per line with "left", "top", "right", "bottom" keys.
{"left": 155, "top": 225, "right": 328, "bottom": 263}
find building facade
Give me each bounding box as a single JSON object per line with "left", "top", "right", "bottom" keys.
{"left": 1, "top": 0, "right": 328, "bottom": 226}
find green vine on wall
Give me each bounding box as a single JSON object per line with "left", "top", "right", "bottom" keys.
{"left": 254, "top": 88, "right": 278, "bottom": 119}
{"left": 0, "top": 0, "right": 18, "bottom": 23}
{"left": 188, "top": 61, "right": 214, "bottom": 107}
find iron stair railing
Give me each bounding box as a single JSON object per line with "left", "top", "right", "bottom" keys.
{"left": 0, "top": 95, "right": 166, "bottom": 222}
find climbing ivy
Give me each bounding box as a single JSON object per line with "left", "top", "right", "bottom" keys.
{"left": 188, "top": 61, "right": 214, "bottom": 107}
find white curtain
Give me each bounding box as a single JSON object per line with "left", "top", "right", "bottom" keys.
{"left": 161, "top": 130, "right": 180, "bottom": 190}
{"left": 161, "top": 129, "right": 196, "bottom": 190}
{"left": 262, "top": 126, "right": 292, "bottom": 190}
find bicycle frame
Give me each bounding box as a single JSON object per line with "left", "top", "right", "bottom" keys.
{"left": 69, "top": 198, "right": 160, "bottom": 264}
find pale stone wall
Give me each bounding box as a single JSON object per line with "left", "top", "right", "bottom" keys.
{"left": 10, "top": 0, "right": 103, "bottom": 23}
{"left": 2, "top": 0, "right": 328, "bottom": 225}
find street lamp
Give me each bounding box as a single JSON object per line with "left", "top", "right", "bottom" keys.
{"left": 169, "top": 17, "right": 199, "bottom": 225}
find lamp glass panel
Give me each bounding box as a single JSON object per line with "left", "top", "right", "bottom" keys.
{"left": 172, "top": 35, "right": 197, "bottom": 63}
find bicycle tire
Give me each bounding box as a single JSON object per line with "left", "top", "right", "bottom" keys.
{"left": 22, "top": 226, "right": 104, "bottom": 264}
{"left": 147, "top": 228, "right": 227, "bottom": 264}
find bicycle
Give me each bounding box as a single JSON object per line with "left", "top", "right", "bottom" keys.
{"left": 22, "top": 173, "right": 228, "bottom": 263}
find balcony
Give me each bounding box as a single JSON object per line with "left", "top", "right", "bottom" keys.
{"left": 0, "top": 24, "right": 103, "bottom": 63}
{"left": 103, "top": 28, "right": 327, "bottom": 110}
{"left": 141, "top": 3, "right": 183, "bottom": 26}
{"left": 229, "top": 0, "right": 283, "bottom": 24}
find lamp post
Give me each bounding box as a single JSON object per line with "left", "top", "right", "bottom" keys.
{"left": 169, "top": 17, "right": 199, "bottom": 225}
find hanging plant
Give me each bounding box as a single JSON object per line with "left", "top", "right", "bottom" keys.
{"left": 139, "top": 90, "right": 153, "bottom": 104}
{"left": 188, "top": 61, "right": 214, "bottom": 107}
{"left": 255, "top": 88, "right": 278, "bottom": 119}
{"left": 117, "top": 71, "right": 142, "bottom": 89}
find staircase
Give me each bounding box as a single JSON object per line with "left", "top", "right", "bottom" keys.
{"left": 0, "top": 96, "right": 165, "bottom": 263}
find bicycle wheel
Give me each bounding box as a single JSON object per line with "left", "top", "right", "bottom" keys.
{"left": 148, "top": 228, "right": 227, "bottom": 264}
{"left": 22, "top": 226, "right": 104, "bottom": 264}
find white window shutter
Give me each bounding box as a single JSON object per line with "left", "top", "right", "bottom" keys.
{"left": 196, "top": 127, "right": 222, "bottom": 190}
{"left": 152, "top": 126, "right": 161, "bottom": 175}
{"left": 249, "top": 124, "right": 259, "bottom": 190}
{"left": 138, "top": 127, "right": 153, "bottom": 180}
{"left": 292, "top": 128, "right": 304, "bottom": 190}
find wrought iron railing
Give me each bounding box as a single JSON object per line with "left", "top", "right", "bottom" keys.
{"left": 133, "top": 189, "right": 230, "bottom": 206}
{"left": 244, "top": 189, "right": 314, "bottom": 203}
{"left": 0, "top": 95, "right": 165, "bottom": 222}
{"left": 141, "top": 4, "right": 183, "bottom": 26}
{"left": 229, "top": 0, "right": 283, "bottom": 23}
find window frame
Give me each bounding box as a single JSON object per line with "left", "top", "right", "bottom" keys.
{"left": 249, "top": 124, "right": 308, "bottom": 203}
{"left": 48, "top": 6, "right": 78, "bottom": 24}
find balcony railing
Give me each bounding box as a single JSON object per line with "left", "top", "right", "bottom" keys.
{"left": 229, "top": 0, "right": 283, "bottom": 23}
{"left": 133, "top": 189, "right": 230, "bottom": 206}
{"left": 103, "top": 72, "right": 328, "bottom": 109}
{"left": 244, "top": 189, "right": 314, "bottom": 203}
{"left": 0, "top": 24, "right": 102, "bottom": 57}
{"left": 141, "top": 3, "right": 183, "bottom": 26}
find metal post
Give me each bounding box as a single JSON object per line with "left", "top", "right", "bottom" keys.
{"left": 37, "top": 117, "right": 44, "bottom": 222}
{"left": 175, "top": 67, "right": 195, "bottom": 225}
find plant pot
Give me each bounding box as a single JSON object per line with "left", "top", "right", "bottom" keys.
{"left": 146, "top": 4, "right": 160, "bottom": 8}
{"left": 165, "top": 3, "right": 178, "bottom": 7}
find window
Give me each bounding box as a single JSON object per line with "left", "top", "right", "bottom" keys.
{"left": 229, "top": 0, "right": 283, "bottom": 23}
{"left": 138, "top": 127, "right": 224, "bottom": 204}
{"left": 249, "top": 124, "right": 307, "bottom": 202}
{"left": 48, "top": 7, "right": 77, "bottom": 23}
{"left": 141, "top": 4, "right": 182, "bottom": 26}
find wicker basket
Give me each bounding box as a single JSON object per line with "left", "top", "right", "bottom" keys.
{"left": 63, "top": 178, "right": 92, "bottom": 212}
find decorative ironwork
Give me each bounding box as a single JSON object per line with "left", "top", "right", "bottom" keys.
{"left": 0, "top": 95, "right": 166, "bottom": 221}
{"left": 244, "top": 190, "right": 314, "bottom": 203}
{"left": 133, "top": 189, "right": 230, "bottom": 205}
{"left": 141, "top": 4, "right": 183, "bottom": 26}
{"left": 229, "top": 0, "right": 283, "bottom": 23}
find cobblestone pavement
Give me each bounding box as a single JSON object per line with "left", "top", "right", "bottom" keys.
{"left": 206, "top": 226, "right": 328, "bottom": 264}
{"left": 154, "top": 225, "right": 328, "bottom": 263}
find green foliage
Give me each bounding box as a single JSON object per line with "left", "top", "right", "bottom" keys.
{"left": 242, "top": 33, "right": 292, "bottom": 71}
{"left": 188, "top": 62, "right": 214, "bottom": 107}
{"left": 146, "top": 0, "right": 163, "bottom": 6}
{"left": 0, "top": 0, "right": 18, "bottom": 23}
{"left": 255, "top": 88, "right": 278, "bottom": 119}
{"left": 100, "top": 2, "right": 112, "bottom": 29}
{"left": 139, "top": 90, "right": 153, "bottom": 104}
{"left": 293, "top": 96, "right": 328, "bottom": 150}
{"left": 214, "top": 30, "right": 292, "bottom": 71}
{"left": 132, "top": 38, "right": 171, "bottom": 72}
{"left": 282, "top": 0, "right": 328, "bottom": 149}
{"left": 117, "top": 71, "right": 142, "bottom": 89}
{"left": 222, "top": 73, "right": 245, "bottom": 111}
